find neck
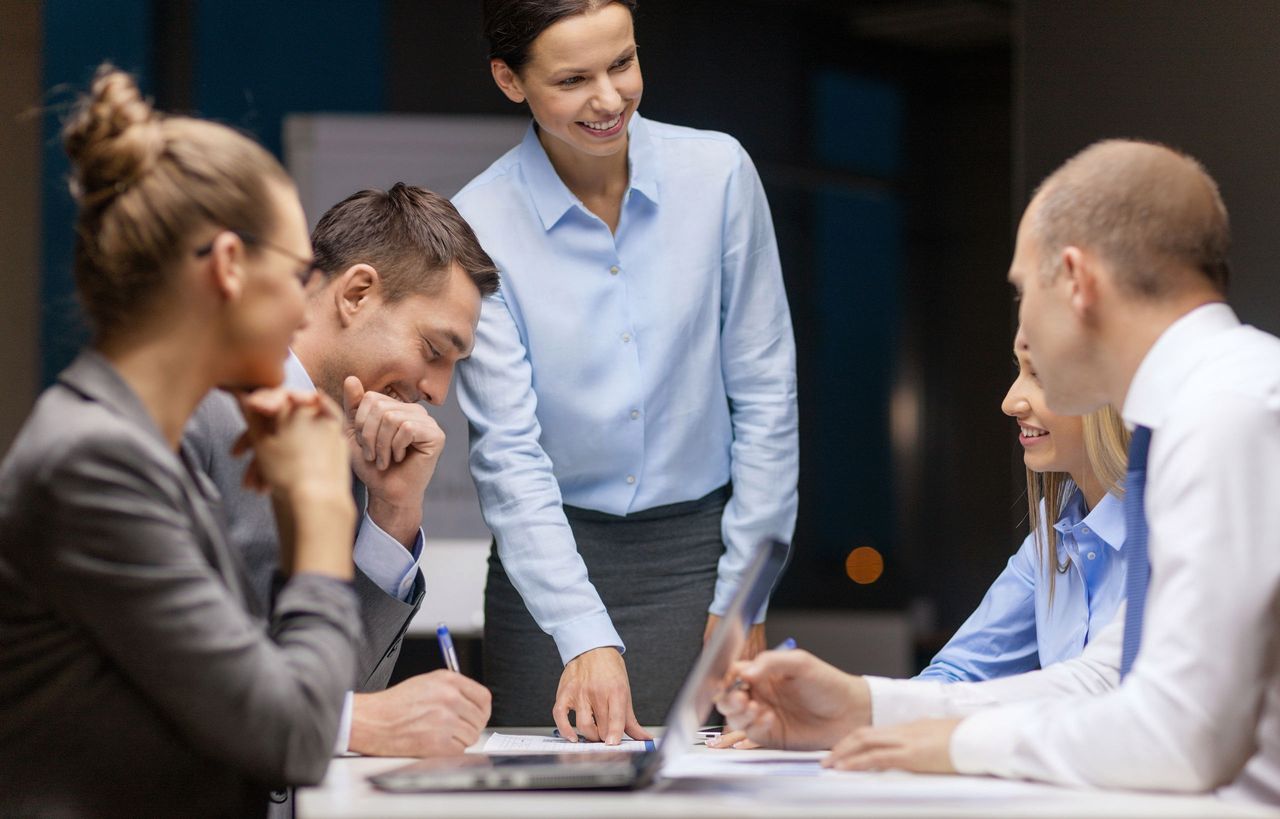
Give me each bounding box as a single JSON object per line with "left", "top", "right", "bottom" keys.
{"left": 1103, "top": 287, "right": 1225, "bottom": 410}
{"left": 538, "top": 126, "right": 630, "bottom": 203}
{"left": 1071, "top": 467, "right": 1107, "bottom": 512}
{"left": 98, "top": 326, "right": 219, "bottom": 451}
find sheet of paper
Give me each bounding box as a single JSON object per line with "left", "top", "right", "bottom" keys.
{"left": 482, "top": 732, "right": 655, "bottom": 754}
{"left": 661, "top": 750, "right": 827, "bottom": 779}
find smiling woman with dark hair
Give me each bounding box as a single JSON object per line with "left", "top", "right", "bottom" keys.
{"left": 454, "top": 0, "right": 798, "bottom": 743}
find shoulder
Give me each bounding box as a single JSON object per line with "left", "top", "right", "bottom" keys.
{"left": 1162, "top": 325, "right": 1280, "bottom": 447}
{"left": 643, "top": 116, "right": 744, "bottom": 153}
{"left": 2, "top": 386, "right": 182, "bottom": 515}
{"left": 642, "top": 117, "right": 750, "bottom": 174}
{"left": 453, "top": 142, "right": 528, "bottom": 211}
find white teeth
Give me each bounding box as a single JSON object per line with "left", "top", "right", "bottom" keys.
{"left": 582, "top": 114, "right": 621, "bottom": 131}
{"left": 1020, "top": 425, "right": 1047, "bottom": 438}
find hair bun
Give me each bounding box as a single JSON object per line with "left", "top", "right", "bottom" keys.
{"left": 63, "top": 63, "right": 164, "bottom": 205}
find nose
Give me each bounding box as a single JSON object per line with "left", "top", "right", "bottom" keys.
{"left": 592, "top": 75, "right": 624, "bottom": 114}
{"left": 418, "top": 364, "right": 454, "bottom": 407}
{"left": 1002, "top": 381, "right": 1029, "bottom": 418}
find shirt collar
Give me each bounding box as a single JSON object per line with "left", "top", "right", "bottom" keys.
{"left": 517, "top": 112, "right": 659, "bottom": 232}
{"left": 284, "top": 348, "right": 316, "bottom": 393}
{"left": 1052, "top": 487, "right": 1126, "bottom": 552}
{"left": 1123, "top": 302, "right": 1238, "bottom": 431}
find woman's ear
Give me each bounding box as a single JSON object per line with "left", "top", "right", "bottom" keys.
{"left": 206, "top": 230, "right": 248, "bottom": 302}
{"left": 333, "top": 263, "right": 381, "bottom": 328}
{"left": 491, "top": 59, "right": 526, "bottom": 104}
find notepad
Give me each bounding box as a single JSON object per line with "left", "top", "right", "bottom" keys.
{"left": 483, "top": 732, "right": 656, "bottom": 754}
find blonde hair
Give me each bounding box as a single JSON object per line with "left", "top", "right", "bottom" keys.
{"left": 63, "top": 63, "right": 291, "bottom": 340}
{"left": 1025, "top": 404, "right": 1130, "bottom": 606}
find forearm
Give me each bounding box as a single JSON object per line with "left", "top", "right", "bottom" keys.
{"left": 365, "top": 496, "right": 422, "bottom": 549}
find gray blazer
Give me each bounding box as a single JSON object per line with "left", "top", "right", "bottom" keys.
{"left": 183, "top": 382, "right": 425, "bottom": 693}
{"left": 0, "top": 352, "right": 361, "bottom": 818}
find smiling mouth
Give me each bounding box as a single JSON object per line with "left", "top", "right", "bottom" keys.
{"left": 1019, "top": 424, "right": 1048, "bottom": 440}
{"left": 577, "top": 112, "right": 624, "bottom": 137}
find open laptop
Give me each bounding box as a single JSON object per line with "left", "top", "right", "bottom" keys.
{"left": 370, "top": 538, "right": 790, "bottom": 792}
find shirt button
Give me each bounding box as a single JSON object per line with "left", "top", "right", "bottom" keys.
{"left": 609, "top": 265, "right": 620, "bottom": 275}
{"left": 621, "top": 333, "right": 631, "bottom": 343}
{"left": 1087, "top": 551, "right": 1097, "bottom": 560}
{"left": 630, "top": 410, "right": 640, "bottom": 420}
{"left": 1081, "top": 526, "right": 1091, "bottom": 535}
{"left": 626, "top": 475, "right": 636, "bottom": 485}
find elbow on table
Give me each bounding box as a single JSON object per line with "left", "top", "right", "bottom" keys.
{"left": 1127, "top": 722, "right": 1247, "bottom": 794}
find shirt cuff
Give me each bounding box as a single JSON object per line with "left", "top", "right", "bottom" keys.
{"left": 710, "top": 576, "right": 770, "bottom": 624}
{"left": 333, "top": 690, "right": 354, "bottom": 755}
{"left": 865, "top": 675, "right": 953, "bottom": 726}
{"left": 551, "top": 612, "right": 626, "bottom": 667}
{"left": 950, "top": 705, "right": 1023, "bottom": 777}
{"left": 353, "top": 514, "right": 423, "bottom": 602}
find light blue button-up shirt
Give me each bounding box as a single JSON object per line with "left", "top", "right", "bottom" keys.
{"left": 454, "top": 114, "right": 799, "bottom": 664}
{"left": 917, "top": 488, "right": 1126, "bottom": 682}
{"left": 283, "top": 352, "right": 423, "bottom": 602}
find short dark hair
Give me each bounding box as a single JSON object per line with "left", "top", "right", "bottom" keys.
{"left": 483, "top": 0, "right": 637, "bottom": 74}
{"left": 311, "top": 183, "right": 499, "bottom": 301}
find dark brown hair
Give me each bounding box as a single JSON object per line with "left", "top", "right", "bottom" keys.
{"left": 63, "top": 63, "right": 291, "bottom": 340}
{"left": 483, "top": 0, "right": 637, "bottom": 74}
{"left": 311, "top": 183, "right": 499, "bottom": 301}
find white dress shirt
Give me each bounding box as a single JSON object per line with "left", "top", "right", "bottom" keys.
{"left": 948, "top": 303, "right": 1280, "bottom": 804}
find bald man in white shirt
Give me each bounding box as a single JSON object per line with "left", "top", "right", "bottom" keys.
{"left": 719, "top": 139, "right": 1280, "bottom": 805}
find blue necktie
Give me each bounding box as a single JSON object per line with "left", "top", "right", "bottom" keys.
{"left": 1119, "top": 425, "right": 1153, "bottom": 679}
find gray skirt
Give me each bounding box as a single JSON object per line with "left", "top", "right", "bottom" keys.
{"left": 483, "top": 485, "right": 729, "bottom": 726}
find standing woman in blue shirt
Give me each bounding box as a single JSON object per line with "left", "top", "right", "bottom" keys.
{"left": 454, "top": 0, "right": 797, "bottom": 741}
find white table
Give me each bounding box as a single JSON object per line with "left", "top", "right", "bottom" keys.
{"left": 298, "top": 732, "right": 1279, "bottom": 818}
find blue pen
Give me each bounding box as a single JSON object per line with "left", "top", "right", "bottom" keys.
{"left": 436, "top": 623, "right": 460, "bottom": 673}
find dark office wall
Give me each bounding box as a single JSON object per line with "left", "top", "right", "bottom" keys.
{"left": 0, "top": 0, "right": 42, "bottom": 451}
{"left": 389, "top": 1, "right": 1016, "bottom": 631}
{"left": 28, "top": 0, "right": 1017, "bottom": 644}
{"left": 1018, "top": 0, "right": 1280, "bottom": 334}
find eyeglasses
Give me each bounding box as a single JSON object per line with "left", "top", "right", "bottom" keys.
{"left": 194, "top": 229, "right": 326, "bottom": 288}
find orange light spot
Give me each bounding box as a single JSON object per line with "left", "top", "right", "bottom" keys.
{"left": 845, "top": 546, "right": 884, "bottom": 585}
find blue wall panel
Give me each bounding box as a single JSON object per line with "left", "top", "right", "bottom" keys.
{"left": 40, "top": 0, "right": 152, "bottom": 383}
{"left": 810, "top": 70, "right": 903, "bottom": 568}
{"left": 194, "top": 0, "right": 386, "bottom": 158}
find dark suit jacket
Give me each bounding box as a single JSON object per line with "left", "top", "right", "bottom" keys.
{"left": 183, "top": 383, "right": 425, "bottom": 694}
{"left": 0, "top": 352, "right": 361, "bottom": 818}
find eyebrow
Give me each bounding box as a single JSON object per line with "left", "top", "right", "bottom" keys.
{"left": 444, "top": 331, "right": 471, "bottom": 358}
{"left": 552, "top": 46, "right": 636, "bottom": 76}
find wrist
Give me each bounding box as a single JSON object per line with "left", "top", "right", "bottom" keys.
{"left": 282, "top": 485, "right": 356, "bottom": 581}
{"left": 845, "top": 674, "right": 873, "bottom": 731}
{"left": 346, "top": 693, "right": 381, "bottom": 755}
{"left": 366, "top": 496, "right": 423, "bottom": 549}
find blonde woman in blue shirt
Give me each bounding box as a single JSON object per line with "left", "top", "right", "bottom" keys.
{"left": 454, "top": 0, "right": 797, "bottom": 743}
{"left": 713, "top": 327, "right": 1128, "bottom": 747}
{"left": 914, "top": 329, "right": 1129, "bottom": 684}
